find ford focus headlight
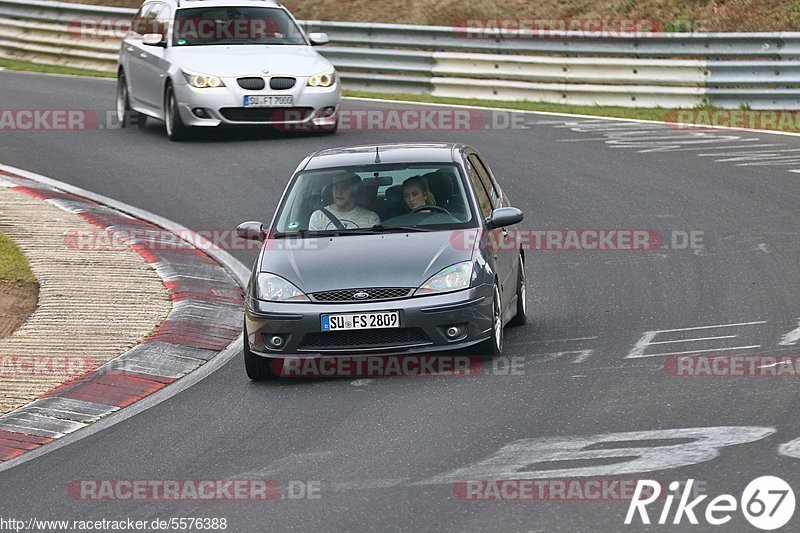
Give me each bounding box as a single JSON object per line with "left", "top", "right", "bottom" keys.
{"left": 182, "top": 70, "right": 225, "bottom": 88}
{"left": 307, "top": 69, "right": 335, "bottom": 87}
{"left": 415, "top": 262, "right": 473, "bottom": 296}
{"left": 256, "top": 273, "right": 308, "bottom": 302}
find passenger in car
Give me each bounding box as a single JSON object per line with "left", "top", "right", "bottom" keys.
{"left": 309, "top": 172, "right": 380, "bottom": 230}
{"left": 402, "top": 176, "right": 436, "bottom": 212}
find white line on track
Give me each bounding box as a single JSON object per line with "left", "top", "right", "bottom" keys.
{"left": 648, "top": 335, "right": 738, "bottom": 345}
{"left": 630, "top": 345, "right": 761, "bottom": 359}
{"left": 653, "top": 321, "right": 767, "bottom": 333}
{"left": 517, "top": 336, "right": 598, "bottom": 344}
{"left": 779, "top": 320, "right": 800, "bottom": 346}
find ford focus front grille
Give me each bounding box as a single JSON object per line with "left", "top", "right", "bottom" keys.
{"left": 310, "top": 288, "right": 413, "bottom": 303}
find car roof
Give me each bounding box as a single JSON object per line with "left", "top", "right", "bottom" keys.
{"left": 166, "top": 0, "right": 283, "bottom": 10}
{"left": 303, "top": 143, "right": 469, "bottom": 171}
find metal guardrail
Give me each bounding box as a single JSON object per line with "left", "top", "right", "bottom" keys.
{"left": 1, "top": 0, "right": 800, "bottom": 108}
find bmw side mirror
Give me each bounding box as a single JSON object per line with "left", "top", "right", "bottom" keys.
{"left": 142, "top": 33, "right": 166, "bottom": 47}
{"left": 487, "top": 207, "right": 523, "bottom": 229}
{"left": 308, "top": 32, "right": 330, "bottom": 45}
{"left": 237, "top": 221, "right": 266, "bottom": 241}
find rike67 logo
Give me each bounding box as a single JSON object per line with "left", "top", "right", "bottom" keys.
{"left": 625, "top": 476, "right": 795, "bottom": 530}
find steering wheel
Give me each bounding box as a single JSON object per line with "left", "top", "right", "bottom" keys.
{"left": 410, "top": 205, "right": 451, "bottom": 216}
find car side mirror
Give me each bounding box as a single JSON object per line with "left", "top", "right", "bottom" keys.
{"left": 308, "top": 32, "right": 329, "bottom": 45}
{"left": 486, "top": 207, "right": 523, "bottom": 229}
{"left": 142, "top": 33, "right": 165, "bottom": 47}
{"left": 237, "top": 221, "right": 266, "bottom": 241}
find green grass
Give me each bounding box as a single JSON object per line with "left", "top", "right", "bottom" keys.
{"left": 344, "top": 90, "right": 671, "bottom": 122}
{"left": 0, "top": 232, "right": 36, "bottom": 284}
{"left": 0, "top": 58, "right": 115, "bottom": 78}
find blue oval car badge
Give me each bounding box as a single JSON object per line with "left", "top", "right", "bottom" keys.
{"left": 353, "top": 292, "right": 370, "bottom": 300}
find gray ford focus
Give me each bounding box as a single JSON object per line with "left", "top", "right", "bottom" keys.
{"left": 238, "top": 143, "right": 526, "bottom": 380}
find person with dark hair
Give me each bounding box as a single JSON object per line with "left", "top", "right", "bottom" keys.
{"left": 309, "top": 171, "right": 380, "bottom": 230}
{"left": 402, "top": 175, "right": 436, "bottom": 212}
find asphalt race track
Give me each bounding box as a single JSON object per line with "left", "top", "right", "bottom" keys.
{"left": 2, "top": 71, "right": 800, "bottom": 531}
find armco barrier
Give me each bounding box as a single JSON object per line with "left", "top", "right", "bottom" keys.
{"left": 1, "top": 0, "right": 800, "bottom": 108}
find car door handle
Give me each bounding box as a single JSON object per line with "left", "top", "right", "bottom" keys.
{"left": 139, "top": 53, "right": 148, "bottom": 59}
{"left": 126, "top": 46, "right": 134, "bottom": 52}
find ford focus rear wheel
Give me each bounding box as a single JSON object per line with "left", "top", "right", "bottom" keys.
{"left": 508, "top": 254, "right": 527, "bottom": 327}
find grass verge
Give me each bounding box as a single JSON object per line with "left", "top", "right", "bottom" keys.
{"left": 0, "top": 232, "right": 36, "bottom": 284}
{"left": 344, "top": 90, "right": 670, "bottom": 122}
{"left": 0, "top": 58, "right": 115, "bottom": 78}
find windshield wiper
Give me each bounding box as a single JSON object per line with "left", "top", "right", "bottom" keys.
{"left": 272, "top": 229, "right": 344, "bottom": 238}
{"left": 347, "top": 225, "right": 433, "bottom": 234}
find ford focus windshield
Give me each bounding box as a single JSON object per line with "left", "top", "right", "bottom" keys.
{"left": 273, "top": 164, "right": 477, "bottom": 235}
{"left": 172, "top": 7, "right": 306, "bottom": 46}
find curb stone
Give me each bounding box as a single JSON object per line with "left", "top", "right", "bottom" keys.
{"left": 0, "top": 168, "right": 244, "bottom": 461}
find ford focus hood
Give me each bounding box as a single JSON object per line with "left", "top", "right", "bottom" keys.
{"left": 258, "top": 231, "right": 478, "bottom": 294}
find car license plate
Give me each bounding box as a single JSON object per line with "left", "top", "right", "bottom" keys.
{"left": 321, "top": 312, "right": 400, "bottom": 332}
{"left": 244, "top": 95, "right": 294, "bottom": 108}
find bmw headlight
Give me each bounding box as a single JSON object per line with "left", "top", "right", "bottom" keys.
{"left": 307, "top": 69, "right": 335, "bottom": 87}
{"left": 182, "top": 70, "right": 225, "bottom": 89}
{"left": 415, "top": 262, "right": 473, "bottom": 296}
{"left": 256, "top": 273, "right": 309, "bottom": 302}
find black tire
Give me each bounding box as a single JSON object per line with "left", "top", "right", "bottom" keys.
{"left": 508, "top": 254, "right": 527, "bottom": 327}
{"left": 164, "top": 84, "right": 191, "bottom": 141}
{"left": 478, "top": 283, "right": 504, "bottom": 356}
{"left": 116, "top": 72, "right": 147, "bottom": 129}
{"left": 243, "top": 322, "right": 277, "bottom": 381}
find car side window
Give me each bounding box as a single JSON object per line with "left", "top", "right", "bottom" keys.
{"left": 137, "top": 3, "right": 165, "bottom": 36}
{"left": 131, "top": 5, "right": 151, "bottom": 36}
{"left": 469, "top": 155, "right": 500, "bottom": 208}
{"left": 466, "top": 159, "right": 493, "bottom": 218}
{"left": 155, "top": 4, "right": 172, "bottom": 37}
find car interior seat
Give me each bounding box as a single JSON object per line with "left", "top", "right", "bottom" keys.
{"left": 379, "top": 185, "right": 406, "bottom": 220}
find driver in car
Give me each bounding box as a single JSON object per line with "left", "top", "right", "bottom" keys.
{"left": 402, "top": 175, "right": 436, "bottom": 212}
{"left": 309, "top": 172, "right": 380, "bottom": 230}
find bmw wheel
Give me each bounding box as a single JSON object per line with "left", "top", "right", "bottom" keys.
{"left": 116, "top": 72, "right": 146, "bottom": 129}
{"left": 164, "top": 83, "right": 190, "bottom": 141}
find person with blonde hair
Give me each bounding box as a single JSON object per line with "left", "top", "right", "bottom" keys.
{"left": 402, "top": 175, "right": 436, "bottom": 212}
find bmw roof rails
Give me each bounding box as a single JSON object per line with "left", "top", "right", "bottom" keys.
{"left": 177, "top": 0, "right": 282, "bottom": 4}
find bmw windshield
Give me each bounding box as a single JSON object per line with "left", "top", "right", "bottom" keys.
{"left": 273, "top": 163, "right": 477, "bottom": 236}
{"left": 172, "top": 7, "right": 307, "bottom": 46}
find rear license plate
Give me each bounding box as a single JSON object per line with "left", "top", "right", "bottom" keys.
{"left": 244, "top": 95, "right": 294, "bottom": 107}
{"left": 321, "top": 312, "right": 400, "bottom": 332}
